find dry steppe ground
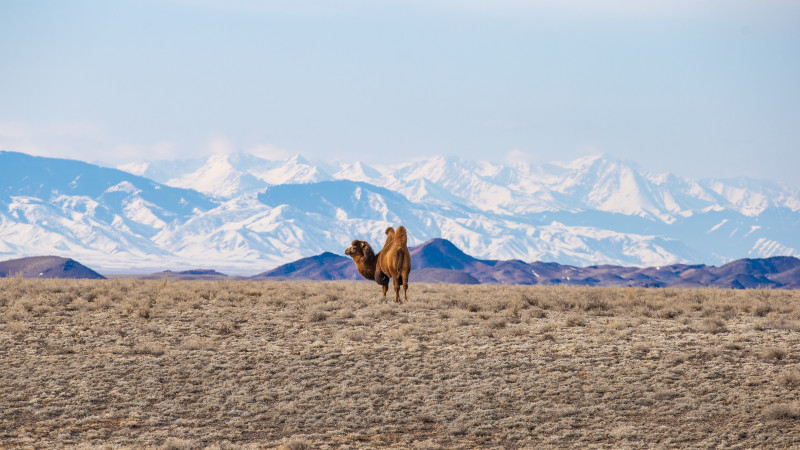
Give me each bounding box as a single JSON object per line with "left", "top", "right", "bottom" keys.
{"left": 2, "top": 278, "right": 800, "bottom": 448}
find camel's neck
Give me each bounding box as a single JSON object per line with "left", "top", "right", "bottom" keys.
{"left": 355, "top": 252, "right": 377, "bottom": 280}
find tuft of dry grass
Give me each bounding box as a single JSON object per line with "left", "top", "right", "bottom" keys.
{"left": 1, "top": 279, "right": 800, "bottom": 447}
{"left": 280, "top": 437, "right": 313, "bottom": 450}
{"left": 160, "top": 437, "right": 195, "bottom": 450}
{"left": 307, "top": 309, "right": 328, "bottom": 323}
{"left": 697, "top": 317, "right": 728, "bottom": 334}
{"left": 779, "top": 370, "right": 800, "bottom": 389}
{"left": 6, "top": 320, "right": 29, "bottom": 335}
{"left": 564, "top": 313, "right": 586, "bottom": 327}
{"left": 133, "top": 342, "right": 165, "bottom": 356}
{"left": 764, "top": 402, "right": 800, "bottom": 420}
{"left": 761, "top": 347, "right": 789, "bottom": 362}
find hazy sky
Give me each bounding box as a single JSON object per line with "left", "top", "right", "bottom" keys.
{"left": 1, "top": 0, "right": 799, "bottom": 185}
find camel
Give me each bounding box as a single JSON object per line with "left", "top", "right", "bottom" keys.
{"left": 344, "top": 239, "right": 389, "bottom": 289}
{"left": 379, "top": 226, "right": 411, "bottom": 303}
{"left": 345, "top": 226, "right": 411, "bottom": 303}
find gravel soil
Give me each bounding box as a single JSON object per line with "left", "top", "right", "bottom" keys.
{"left": 2, "top": 279, "right": 800, "bottom": 448}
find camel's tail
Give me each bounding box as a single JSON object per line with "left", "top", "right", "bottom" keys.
{"left": 395, "top": 226, "right": 408, "bottom": 247}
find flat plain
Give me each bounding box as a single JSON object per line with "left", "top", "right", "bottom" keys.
{"left": 1, "top": 278, "right": 800, "bottom": 448}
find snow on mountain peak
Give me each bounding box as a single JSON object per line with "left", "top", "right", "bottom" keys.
{"left": 105, "top": 181, "right": 141, "bottom": 195}
{"left": 117, "top": 161, "right": 150, "bottom": 177}
{"left": 287, "top": 154, "right": 310, "bottom": 165}
{"left": 165, "top": 152, "right": 267, "bottom": 198}
{"left": 552, "top": 152, "right": 607, "bottom": 170}
{"left": 252, "top": 154, "right": 332, "bottom": 186}
{"left": 332, "top": 161, "right": 383, "bottom": 182}
{"left": 3, "top": 150, "right": 799, "bottom": 273}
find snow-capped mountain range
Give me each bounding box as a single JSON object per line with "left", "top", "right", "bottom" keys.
{"left": 2, "top": 150, "right": 798, "bottom": 274}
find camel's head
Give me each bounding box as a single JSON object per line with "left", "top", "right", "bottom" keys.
{"left": 345, "top": 240, "right": 368, "bottom": 258}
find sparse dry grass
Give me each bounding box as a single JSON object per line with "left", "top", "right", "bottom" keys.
{"left": 1, "top": 279, "right": 800, "bottom": 447}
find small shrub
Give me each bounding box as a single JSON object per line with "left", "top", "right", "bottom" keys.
{"left": 583, "top": 291, "right": 609, "bottom": 312}
{"left": 487, "top": 318, "right": 507, "bottom": 330}
{"left": 557, "top": 405, "right": 580, "bottom": 417}
{"left": 537, "top": 333, "right": 555, "bottom": 342}
{"left": 217, "top": 321, "right": 237, "bottom": 334}
{"left": 506, "top": 325, "right": 528, "bottom": 337}
{"left": 758, "top": 318, "right": 800, "bottom": 332}
{"left": 346, "top": 330, "right": 367, "bottom": 342}
{"left": 698, "top": 318, "right": 728, "bottom": 334}
{"left": 632, "top": 342, "right": 651, "bottom": 355}
{"left": 565, "top": 314, "right": 586, "bottom": 327}
{"left": 528, "top": 307, "right": 547, "bottom": 319}
{"left": 688, "top": 291, "right": 707, "bottom": 304}
{"left": 761, "top": 347, "right": 788, "bottom": 362}
{"left": 763, "top": 402, "right": 800, "bottom": 420}
{"left": 668, "top": 353, "right": 688, "bottom": 366}
{"left": 778, "top": 370, "right": 800, "bottom": 388}
{"left": 657, "top": 307, "right": 682, "bottom": 319}
{"left": 307, "top": 310, "right": 327, "bottom": 323}
{"left": 7, "top": 321, "right": 29, "bottom": 335}
{"left": 181, "top": 337, "right": 214, "bottom": 351}
{"left": 282, "top": 437, "right": 312, "bottom": 450}
{"left": 624, "top": 287, "right": 634, "bottom": 302}
{"left": 377, "top": 306, "right": 398, "bottom": 318}
{"left": 134, "top": 343, "right": 165, "bottom": 356}
{"left": 416, "top": 413, "right": 437, "bottom": 424}
{"left": 160, "top": 437, "right": 194, "bottom": 450}
{"left": 96, "top": 296, "right": 113, "bottom": 309}
{"left": 520, "top": 293, "right": 539, "bottom": 307}
{"left": 651, "top": 388, "right": 679, "bottom": 400}
{"left": 607, "top": 318, "right": 631, "bottom": 330}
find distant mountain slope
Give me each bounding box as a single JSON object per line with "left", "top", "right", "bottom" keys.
{"left": 2, "top": 150, "right": 799, "bottom": 272}
{"left": 252, "top": 252, "right": 360, "bottom": 281}
{"left": 0, "top": 151, "right": 214, "bottom": 216}
{"left": 0, "top": 151, "right": 218, "bottom": 271}
{"left": 128, "top": 151, "right": 800, "bottom": 220}
{"left": 259, "top": 238, "right": 800, "bottom": 289}
{"left": 0, "top": 256, "right": 105, "bottom": 279}
{"left": 137, "top": 269, "right": 230, "bottom": 280}
{"left": 109, "top": 150, "right": 799, "bottom": 269}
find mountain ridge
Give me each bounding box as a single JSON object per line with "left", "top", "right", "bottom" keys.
{"left": 258, "top": 238, "right": 800, "bottom": 289}
{"left": 1, "top": 150, "right": 799, "bottom": 273}
{"left": 3, "top": 242, "right": 798, "bottom": 288}
{"left": 0, "top": 255, "right": 105, "bottom": 279}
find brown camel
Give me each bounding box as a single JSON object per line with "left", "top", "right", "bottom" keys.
{"left": 344, "top": 239, "right": 389, "bottom": 290}
{"left": 379, "top": 226, "right": 411, "bottom": 303}
{"left": 344, "top": 226, "right": 411, "bottom": 302}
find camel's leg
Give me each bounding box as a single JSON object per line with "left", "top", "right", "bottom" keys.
{"left": 382, "top": 284, "right": 388, "bottom": 301}
{"left": 403, "top": 275, "right": 409, "bottom": 303}
{"left": 393, "top": 276, "right": 401, "bottom": 303}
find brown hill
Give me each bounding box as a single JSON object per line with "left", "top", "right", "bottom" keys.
{"left": 0, "top": 256, "right": 105, "bottom": 279}
{"left": 138, "top": 269, "right": 230, "bottom": 281}
{"left": 256, "top": 239, "right": 800, "bottom": 289}
{"left": 252, "top": 252, "right": 360, "bottom": 281}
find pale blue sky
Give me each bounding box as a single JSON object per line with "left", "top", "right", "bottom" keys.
{"left": 1, "top": 0, "right": 799, "bottom": 186}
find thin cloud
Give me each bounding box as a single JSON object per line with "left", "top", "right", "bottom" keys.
{"left": 207, "top": 135, "right": 235, "bottom": 155}
{"left": 248, "top": 144, "right": 292, "bottom": 160}
{"left": 111, "top": 141, "right": 183, "bottom": 163}
{"left": 0, "top": 121, "right": 34, "bottom": 140}
{"left": 0, "top": 120, "right": 108, "bottom": 160}
{"left": 503, "top": 148, "right": 539, "bottom": 165}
